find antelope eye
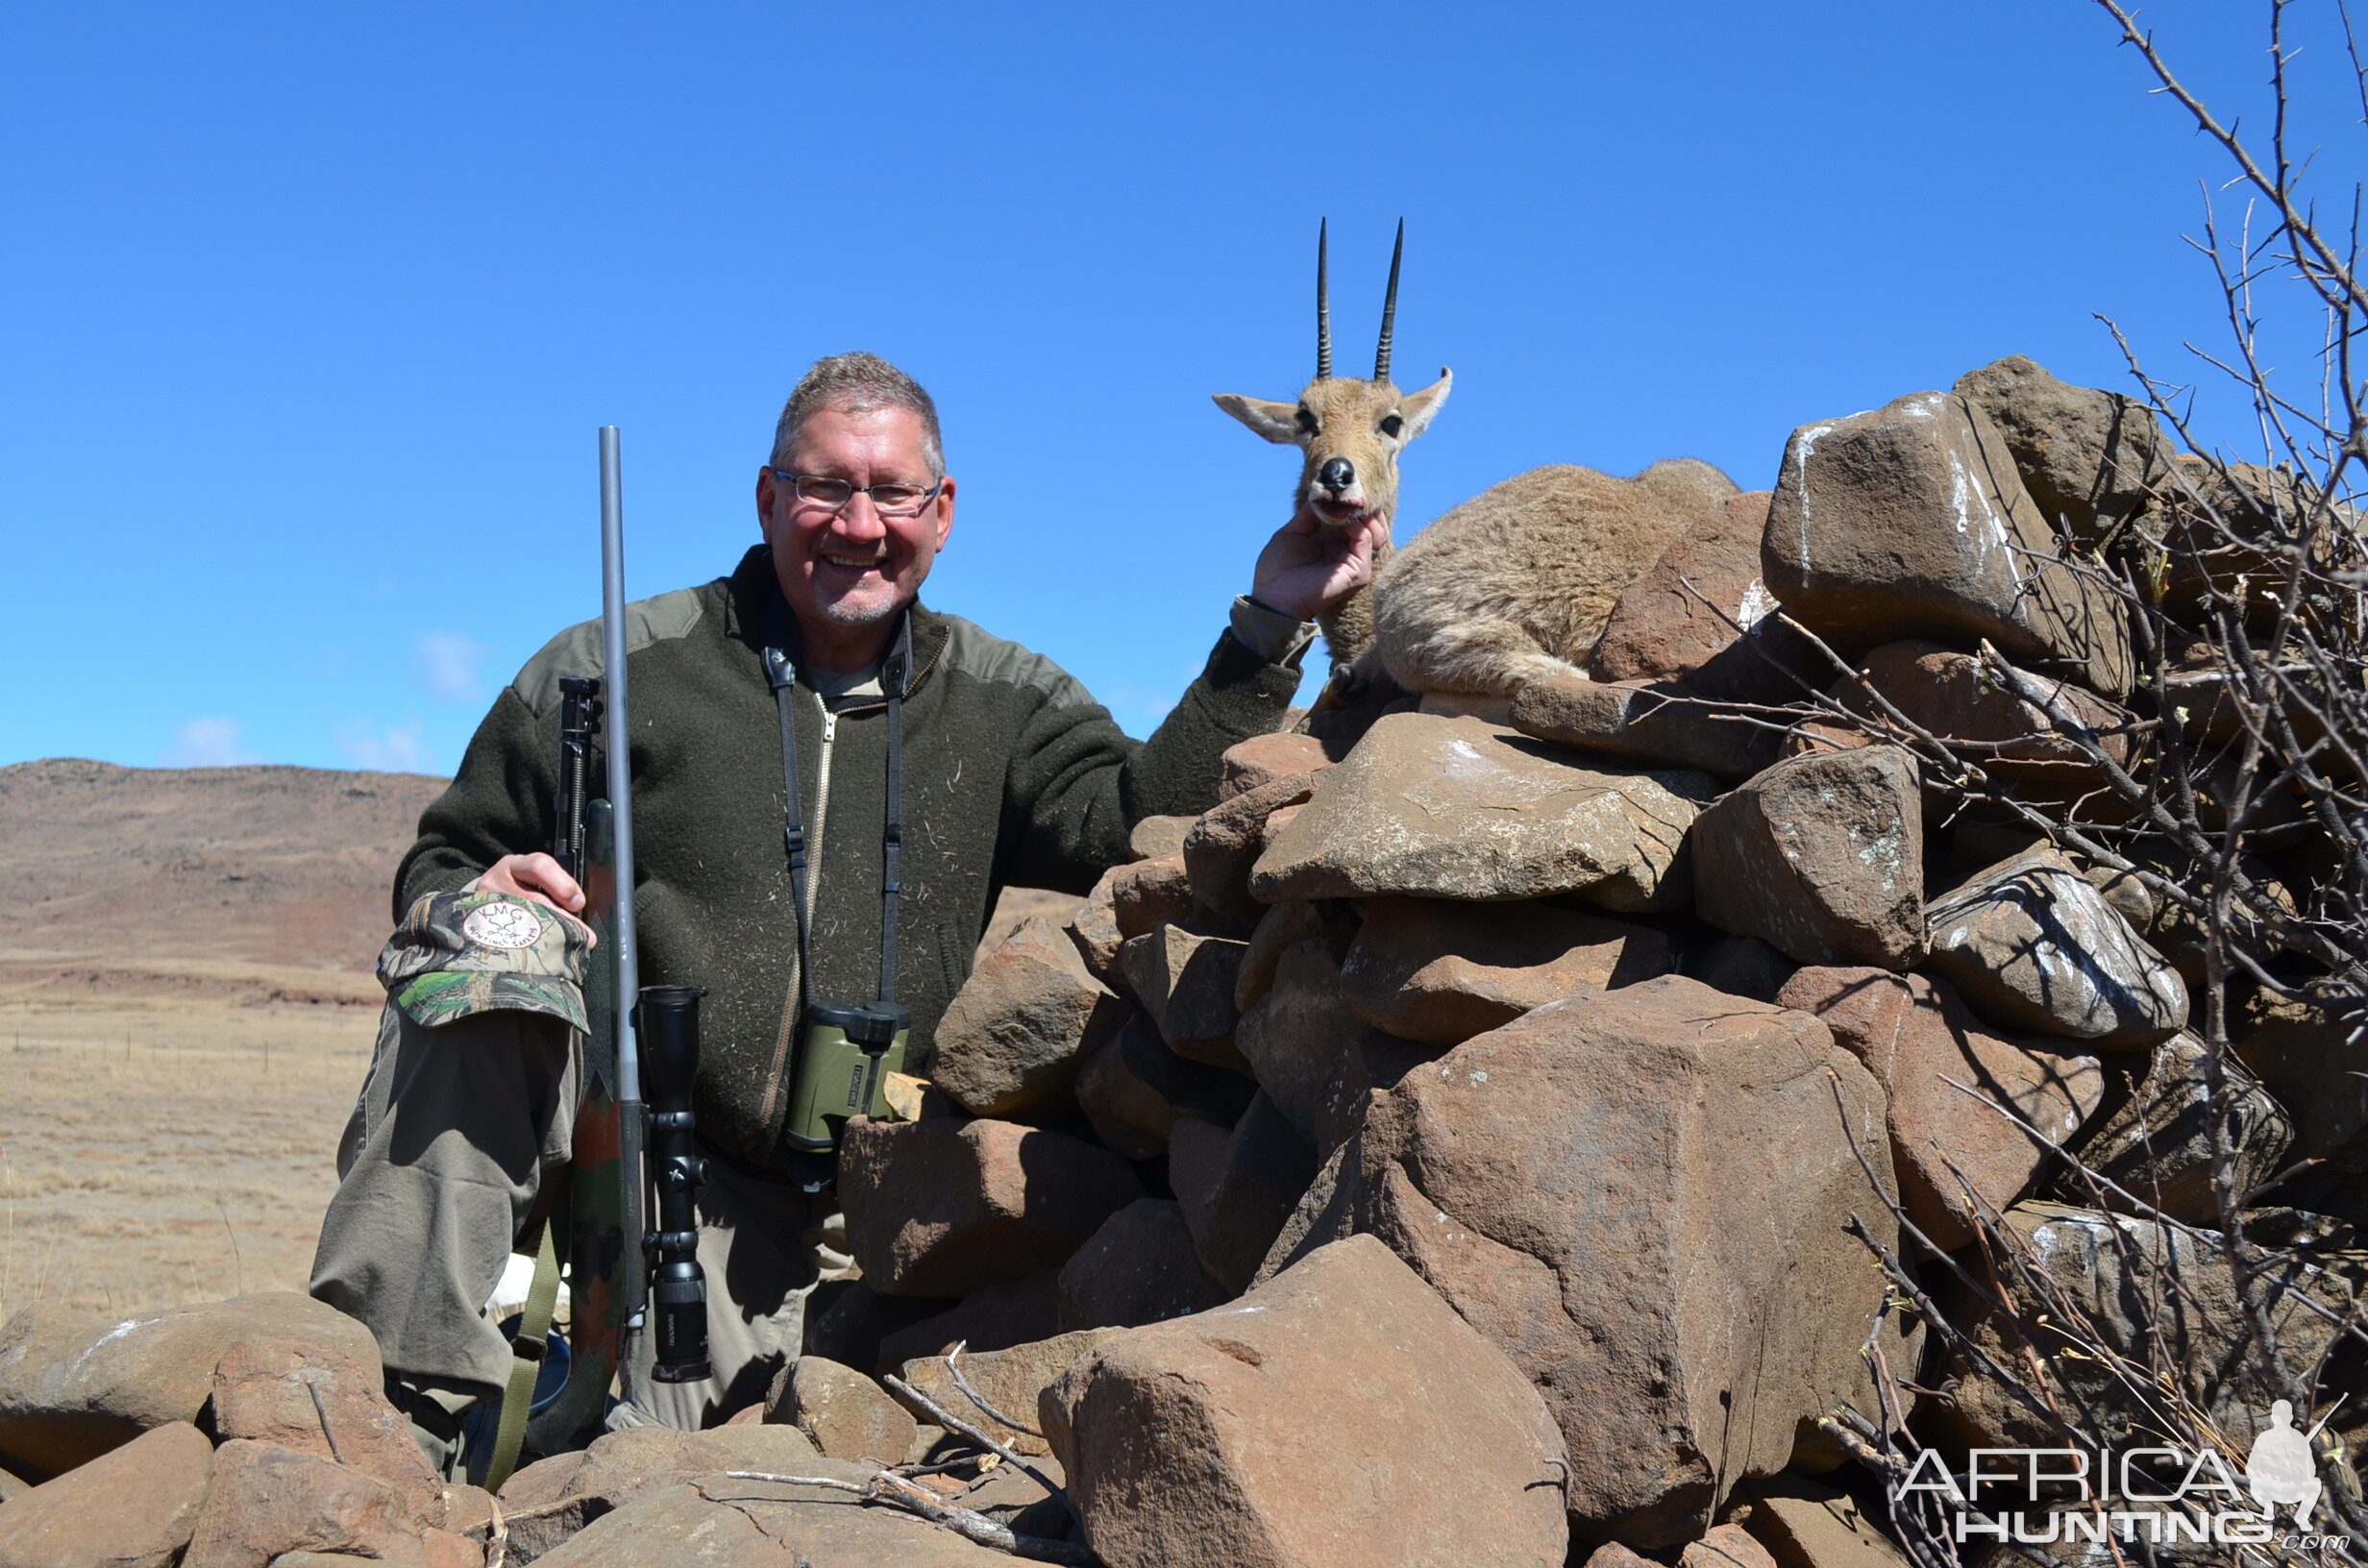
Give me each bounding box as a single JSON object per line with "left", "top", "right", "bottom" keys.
{"left": 1295, "top": 407, "right": 1318, "bottom": 435}
{"left": 1379, "top": 414, "right": 1404, "bottom": 438}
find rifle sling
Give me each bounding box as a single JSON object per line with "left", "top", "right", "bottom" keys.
{"left": 483, "top": 1196, "right": 564, "bottom": 1493}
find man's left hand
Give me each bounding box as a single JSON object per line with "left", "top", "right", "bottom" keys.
{"left": 1250, "top": 507, "right": 1392, "bottom": 622}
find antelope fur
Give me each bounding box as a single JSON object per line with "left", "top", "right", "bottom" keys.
{"left": 1369, "top": 456, "right": 1739, "bottom": 696}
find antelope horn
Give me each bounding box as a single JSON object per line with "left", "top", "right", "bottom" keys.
{"left": 1315, "top": 218, "right": 1332, "bottom": 380}
{"left": 1373, "top": 218, "right": 1403, "bottom": 382}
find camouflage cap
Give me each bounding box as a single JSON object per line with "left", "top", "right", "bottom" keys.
{"left": 378, "top": 889, "right": 592, "bottom": 1032}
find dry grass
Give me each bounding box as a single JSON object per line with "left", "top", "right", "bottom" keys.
{"left": 0, "top": 886, "right": 1078, "bottom": 1330}
{"left": 0, "top": 992, "right": 376, "bottom": 1325}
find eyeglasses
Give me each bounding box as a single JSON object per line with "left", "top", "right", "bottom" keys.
{"left": 770, "top": 469, "right": 943, "bottom": 519}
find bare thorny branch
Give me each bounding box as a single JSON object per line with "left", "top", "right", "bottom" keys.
{"left": 651, "top": 1343, "right": 1096, "bottom": 1562}
{"left": 1711, "top": 9, "right": 2368, "bottom": 1564}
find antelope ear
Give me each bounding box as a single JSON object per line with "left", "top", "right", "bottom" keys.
{"left": 1398, "top": 370, "right": 1452, "bottom": 442}
{"left": 1213, "top": 394, "right": 1304, "bottom": 445}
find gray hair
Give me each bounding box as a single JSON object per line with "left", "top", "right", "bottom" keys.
{"left": 769, "top": 352, "right": 945, "bottom": 478}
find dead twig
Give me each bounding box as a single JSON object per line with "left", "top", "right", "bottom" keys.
{"left": 946, "top": 1340, "right": 1045, "bottom": 1439}
{"left": 710, "top": 1471, "right": 1095, "bottom": 1565}
{"left": 882, "top": 1371, "right": 1081, "bottom": 1535}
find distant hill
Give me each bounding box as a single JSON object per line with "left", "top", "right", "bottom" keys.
{"left": 0, "top": 759, "right": 1075, "bottom": 1008}
{"left": 0, "top": 760, "right": 448, "bottom": 1004}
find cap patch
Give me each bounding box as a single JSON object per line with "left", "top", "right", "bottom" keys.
{"left": 463, "top": 901, "right": 547, "bottom": 950}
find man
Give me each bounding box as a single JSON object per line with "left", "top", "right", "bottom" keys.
{"left": 311, "top": 352, "right": 1384, "bottom": 1465}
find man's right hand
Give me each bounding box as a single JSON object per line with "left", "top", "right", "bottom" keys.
{"left": 470, "top": 853, "right": 589, "bottom": 920}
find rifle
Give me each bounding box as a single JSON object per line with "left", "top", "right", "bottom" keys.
{"left": 496, "top": 427, "right": 709, "bottom": 1474}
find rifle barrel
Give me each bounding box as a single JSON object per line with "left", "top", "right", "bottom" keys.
{"left": 600, "top": 426, "right": 644, "bottom": 1107}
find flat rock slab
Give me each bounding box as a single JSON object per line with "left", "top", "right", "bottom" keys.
{"left": 875, "top": 1268, "right": 1064, "bottom": 1376}
{"left": 1073, "top": 1014, "right": 1255, "bottom": 1162}
{"left": 1188, "top": 774, "right": 1326, "bottom": 924}
{"left": 1046, "top": 1235, "right": 1568, "bottom": 1568}
{"left": 1743, "top": 1472, "right": 1912, "bottom": 1568}
{"left": 1954, "top": 355, "right": 2167, "bottom": 546}
{"left": 1056, "top": 1200, "right": 1229, "bottom": 1332}
{"left": 0, "top": 1420, "right": 212, "bottom": 1568}
{"left": 497, "top": 1421, "right": 828, "bottom": 1558}
{"left": 1839, "top": 641, "right": 2133, "bottom": 796}
{"left": 210, "top": 1336, "right": 441, "bottom": 1524}
{"left": 523, "top": 1422, "right": 819, "bottom": 1518}
{"left": 1171, "top": 1094, "right": 1320, "bottom": 1294}
{"left": 1233, "top": 940, "right": 1438, "bottom": 1154}
{"left": 1763, "top": 391, "right": 2132, "bottom": 698}
{"left": 1358, "top": 974, "right": 1904, "bottom": 1547}
{"left": 839, "top": 1117, "right": 1146, "bottom": 1299}
{"left": 1219, "top": 732, "right": 1334, "bottom": 800}
{"left": 766, "top": 1356, "right": 917, "bottom": 1466}
{"left": 529, "top": 1469, "right": 1013, "bottom": 1567}
{"left": 1341, "top": 895, "right": 1672, "bottom": 1044}
{"left": 182, "top": 1438, "right": 424, "bottom": 1568}
{"left": 1506, "top": 673, "right": 1781, "bottom": 782}
{"left": 1118, "top": 924, "right": 1248, "bottom": 1067}
{"left": 1777, "top": 967, "right": 2105, "bottom": 1251}
{"left": 897, "top": 1329, "right": 1122, "bottom": 1458}
{"left": 0, "top": 1291, "right": 378, "bottom": 1477}
{"left": 1250, "top": 713, "right": 1717, "bottom": 913}
{"left": 932, "top": 914, "right": 1121, "bottom": 1116}
{"left": 1591, "top": 490, "right": 1791, "bottom": 695}
{"left": 1691, "top": 746, "right": 1925, "bottom": 969}
{"left": 1925, "top": 843, "right": 2187, "bottom": 1047}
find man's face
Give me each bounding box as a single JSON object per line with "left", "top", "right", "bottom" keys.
{"left": 757, "top": 404, "right": 955, "bottom": 645}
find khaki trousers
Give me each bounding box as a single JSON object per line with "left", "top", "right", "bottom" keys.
{"left": 309, "top": 1003, "right": 835, "bottom": 1465}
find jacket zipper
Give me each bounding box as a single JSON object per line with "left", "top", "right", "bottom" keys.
{"left": 758, "top": 697, "right": 840, "bottom": 1135}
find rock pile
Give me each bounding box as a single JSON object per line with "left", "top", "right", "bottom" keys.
{"left": 0, "top": 1293, "right": 492, "bottom": 1567}
{"left": 838, "top": 356, "right": 2347, "bottom": 1564}
{"left": 2, "top": 355, "right": 2352, "bottom": 1567}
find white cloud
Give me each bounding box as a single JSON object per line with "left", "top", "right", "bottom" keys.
{"left": 339, "top": 720, "right": 432, "bottom": 773}
{"left": 160, "top": 717, "right": 259, "bottom": 768}
{"left": 414, "top": 630, "right": 491, "bottom": 703}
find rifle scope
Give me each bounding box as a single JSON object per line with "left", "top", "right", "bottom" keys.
{"left": 635, "top": 984, "right": 711, "bottom": 1384}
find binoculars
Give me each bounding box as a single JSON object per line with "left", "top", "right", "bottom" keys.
{"left": 782, "top": 999, "right": 911, "bottom": 1155}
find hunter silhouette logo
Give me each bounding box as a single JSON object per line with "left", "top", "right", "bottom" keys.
{"left": 2246, "top": 1400, "right": 2330, "bottom": 1529}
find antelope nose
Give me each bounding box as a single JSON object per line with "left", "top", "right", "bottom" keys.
{"left": 1318, "top": 457, "right": 1354, "bottom": 492}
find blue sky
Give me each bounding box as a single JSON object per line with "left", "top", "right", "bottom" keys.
{"left": 0, "top": 1, "right": 2346, "bottom": 774}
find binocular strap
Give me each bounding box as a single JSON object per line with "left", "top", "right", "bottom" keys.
{"left": 763, "top": 613, "right": 911, "bottom": 1016}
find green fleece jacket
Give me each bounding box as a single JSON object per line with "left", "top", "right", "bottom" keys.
{"left": 397, "top": 546, "right": 1300, "bottom": 1173}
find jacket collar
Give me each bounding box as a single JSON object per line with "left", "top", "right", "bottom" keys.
{"left": 728, "top": 545, "right": 950, "bottom": 700}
